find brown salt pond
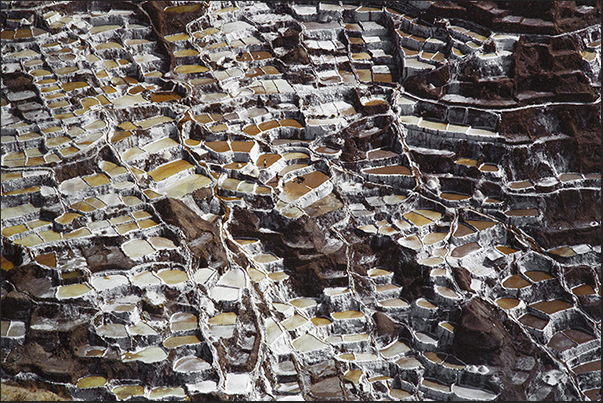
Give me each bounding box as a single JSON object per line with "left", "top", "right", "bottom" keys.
{"left": 495, "top": 298, "right": 520, "bottom": 310}
{"left": 331, "top": 310, "right": 363, "bottom": 320}
{"left": 423, "top": 232, "right": 447, "bottom": 245}
{"left": 508, "top": 180, "right": 533, "bottom": 190}
{"left": 573, "top": 359, "right": 601, "bottom": 375}
{"left": 524, "top": 271, "right": 553, "bottom": 282}
{"left": 519, "top": 314, "right": 549, "bottom": 330}
{"left": 403, "top": 211, "right": 432, "bottom": 226}
{"left": 530, "top": 300, "right": 573, "bottom": 314}
{"left": 479, "top": 163, "right": 499, "bottom": 172}
{"left": 464, "top": 219, "right": 497, "bottom": 230}
{"left": 255, "top": 153, "right": 282, "bottom": 168}
{"left": 112, "top": 385, "right": 144, "bottom": 400}
{"left": 572, "top": 284, "right": 596, "bottom": 296}
{"left": 440, "top": 192, "right": 471, "bottom": 201}
{"left": 547, "top": 332, "right": 578, "bottom": 351}
{"left": 163, "top": 335, "right": 201, "bottom": 349}
{"left": 149, "top": 92, "right": 181, "bottom": 102}
{"left": 76, "top": 376, "right": 106, "bottom": 389}
{"left": 417, "top": 298, "right": 437, "bottom": 309}
{"left": 451, "top": 242, "right": 481, "bottom": 258}
{"left": 453, "top": 223, "right": 476, "bottom": 237}
{"left": 559, "top": 173, "right": 583, "bottom": 182}
{"left": 364, "top": 165, "right": 411, "bottom": 175}
{"left": 454, "top": 158, "right": 477, "bottom": 167}
{"left": 502, "top": 275, "right": 531, "bottom": 289}
{"left": 148, "top": 160, "right": 193, "bottom": 182}
{"left": 174, "top": 64, "right": 209, "bottom": 74}
{"left": 422, "top": 379, "right": 451, "bottom": 393}
{"left": 398, "top": 235, "right": 423, "bottom": 250}
{"left": 436, "top": 286, "right": 460, "bottom": 299}
{"left": 34, "top": 253, "right": 56, "bottom": 267}
{"left": 495, "top": 246, "right": 519, "bottom": 255}
{"left": 548, "top": 246, "right": 576, "bottom": 257}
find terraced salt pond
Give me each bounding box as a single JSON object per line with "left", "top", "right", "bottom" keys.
{"left": 1, "top": 1, "right": 599, "bottom": 401}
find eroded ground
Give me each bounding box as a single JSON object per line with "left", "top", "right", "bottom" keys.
{"left": 1, "top": 1, "right": 601, "bottom": 401}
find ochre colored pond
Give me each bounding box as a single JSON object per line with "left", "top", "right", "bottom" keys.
{"left": 149, "top": 92, "right": 181, "bottom": 102}
{"left": 364, "top": 165, "right": 411, "bottom": 175}
{"left": 502, "top": 275, "right": 530, "bottom": 289}
{"left": 495, "top": 298, "right": 520, "bottom": 309}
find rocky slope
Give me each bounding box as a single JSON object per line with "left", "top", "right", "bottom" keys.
{"left": 1, "top": 1, "right": 601, "bottom": 401}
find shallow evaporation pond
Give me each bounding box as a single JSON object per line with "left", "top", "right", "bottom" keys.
{"left": 453, "top": 384, "right": 497, "bottom": 400}
{"left": 131, "top": 271, "right": 161, "bottom": 287}
{"left": 524, "top": 270, "right": 553, "bottom": 282}
{"left": 122, "top": 346, "right": 167, "bottom": 363}
{"left": 268, "top": 271, "right": 290, "bottom": 281}
{"left": 417, "top": 298, "right": 437, "bottom": 309}
{"left": 440, "top": 192, "right": 471, "bottom": 201}
{"left": 451, "top": 242, "right": 481, "bottom": 258}
{"left": 208, "top": 312, "right": 237, "bottom": 326}
{"left": 164, "top": 334, "right": 201, "bottom": 349}
{"left": 149, "top": 387, "right": 186, "bottom": 399}
{"left": 324, "top": 287, "right": 350, "bottom": 297}
{"left": 548, "top": 246, "right": 576, "bottom": 257}
{"left": 396, "top": 356, "right": 422, "bottom": 369}
{"left": 96, "top": 323, "right": 128, "bottom": 338}
{"left": 283, "top": 314, "right": 309, "bottom": 330}
{"left": 519, "top": 314, "right": 549, "bottom": 330}
{"left": 368, "top": 268, "right": 392, "bottom": 277}
{"left": 112, "top": 385, "right": 144, "bottom": 400}
{"left": 502, "top": 275, "right": 531, "bottom": 289}
{"left": 290, "top": 298, "right": 317, "bottom": 308}
{"left": 247, "top": 267, "right": 265, "bottom": 282}
{"left": 379, "top": 298, "right": 409, "bottom": 308}
{"left": 530, "top": 300, "right": 573, "bottom": 314}
{"left": 423, "top": 232, "right": 448, "bottom": 245}
{"left": 76, "top": 376, "right": 107, "bottom": 389}
{"left": 463, "top": 220, "right": 496, "bottom": 232}
{"left": 496, "top": 298, "right": 520, "bottom": 310}
{"left": 364, "top": 165, "right": 411, "bottom": 175}
{"left": 122, "top": 239, "right": 156, "bottom": 259}
{"left": 157, "top": 270, "right": 189, "bottom": 285}
{"left": 210, "top": 285, "right": 240, "bottom": 301}
{"left": 91, "top": 274, "right": 129, "bottom": 291}
{"left": 253, "top": 253, "right": 280, "bottom": 264}
{"left": 216, "top": 269, "right": 246, "bottom": 288}
{"left": 171, "top": 312, "right": 198, "bottom": 332}
{"left": 128, "top": 321, "right": 158, "bottom": 336}
{"left": 402, "top": 211, "right": 432, "bottom": 226}
{"left": 436, "top": 286, "right": 459, "bottom": 299}
{"left": 496, "top": 246, "right": 519, "bottom": 255}
{"left": 56, "top": 283, "right": 92, "bottom": 299}
{"left": 572, "top": 284, "right": 596, "bottom": 296}
{"left": 292, "top": 333, "right": 328, "bottom": 352}
{"left": 331, "top": 310, "right": 363, "bottom": 320}
{"left": 398, "top": 235, "right": 423, "bottom": 250}
{"left": 418, "top": 257, "right": 443, "bottom": 266}
{"left": 380, "top": 340, "right": 410, "bottom": 358}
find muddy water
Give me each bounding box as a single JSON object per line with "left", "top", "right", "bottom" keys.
{"left": 150, "top": 92, "right": 181, "bottom": 102}
{"left": 530, "top": 300, "right": 573, "bottom": 314}
{"left": 451, "top": 242, "right": 481, "bottom": 258}
{"left": 495, "top": 298, "right": 520, "bottom": 309}
{"left": 502, "top": 275, "right": 530, "bottom": 289}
